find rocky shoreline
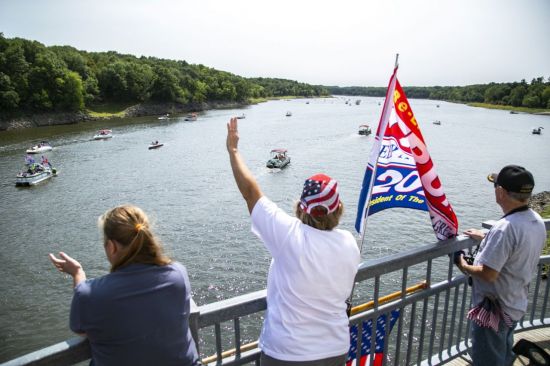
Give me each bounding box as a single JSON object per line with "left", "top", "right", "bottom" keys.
{"left": 530, "top": 191, "right": 550, "bottom": 216}
{"left": 0, "top": 101, "right": 248, "bottom": 131}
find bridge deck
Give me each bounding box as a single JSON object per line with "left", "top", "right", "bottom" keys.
{"left": 444, "top": 326, "right": 550, "bottom": 365}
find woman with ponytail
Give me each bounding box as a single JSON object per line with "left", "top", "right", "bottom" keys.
{"left": 49, "top": 205, "right": 200, "bottom": 366}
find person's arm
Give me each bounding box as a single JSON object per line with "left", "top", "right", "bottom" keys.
{"left": 49, "top": 252, "right": 87, "bottom": 288}
{"left": 455, "top": 254, "right": 500, "bottom": 282}
{"left": 226, "top": 117, "right": 263, "bottom": 214}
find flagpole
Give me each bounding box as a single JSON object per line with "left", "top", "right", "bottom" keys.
{"left": 347, "top": 54, "right": 399, "bottom": 312}
{"left": 358, "top": 53, "right": 399, "bottom": 248}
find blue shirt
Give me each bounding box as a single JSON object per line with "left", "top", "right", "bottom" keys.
{"left": 71, "top": 262, "right": 199, "bottom": 366}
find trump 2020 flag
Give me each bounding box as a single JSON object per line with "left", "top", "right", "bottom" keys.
{"left": 346, "top": 310, "right": 400, "bottom": 366}
{"left": 355, "top": 69, "right": 458, "bottom": 240}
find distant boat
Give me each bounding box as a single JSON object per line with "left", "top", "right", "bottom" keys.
{"left": 184, "top": 113, "right": 197, "bottom": 121}
{"left": 436, "top": 104, "right": 440, "bottom": 108}
{"left": 433, "top": 120, "right": 441, "bottom": 125}
{"left": 532, "top": 127, "right": 543, "bottom": 135}
{"left": 358, "top": 124, "right": 372, "bottom": 136}
{"left": 16, "top": 156, "right": 57, "bottom": 186}
{"left": 148, "top": 141, "right": 164, "bottom": 150}
{"left": 286, "top": 111, "right": 292, "bottom": 117}
{"left": 26, "top": 141, "right": 53, "bottom": 154}
{"left": 510, "top": 111, "right": 519, "bottom": 114}
{"left": 355, "top": 99, "right": 361, "bottom": 105}
{"left": 266, "top": 149, "right": 291, "bottom": 169}
{"left": 158, "top": 114, "right": 170, "bottom": 120}
{"left": 236, "top": 114, "right": 246, "bottom": 119}
{"left": 93, "top": 129, "right": 113, "bottom": 140}
{"left": 306, "top": 101, "right": 310, "bottom": 104}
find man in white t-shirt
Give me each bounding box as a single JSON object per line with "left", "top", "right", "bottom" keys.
{"left": 456, "top": 165, "right": 546, "bottom": 366}
{"left": 226, "top": 117, "right": 361, "bottom": 366}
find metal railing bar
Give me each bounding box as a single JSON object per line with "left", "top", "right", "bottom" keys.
{"left": 405, "top": 301, "right": 417, "bottom": 366}
{"left": 541, "top": 270, "right": 550, "bottom": 321}
{"left": 428, "top": 293, "right": 440, "bottom": 364}
{"left": 417, "top": 297, "right": 429, "bottom": 366}
{"left": 234, "top": 318, "right": 241, "bottom": 358}
{"left": 215, "top": 323, "right": 223, "bottom": 365}
{"left": 381, "top": 311, "right": 391, "bottom": 366}
{"left": 455, "top": 282, "right": 468, "bottom": 354}
{"left": 354, "top": 236, "right": 476, "bottom": 282}
{"left": 530, "top": 268, "right": 542, "bottom": 325}
{"left": 374, "top": 276, "right": 380, "bottom": 309}
{"left": 439, "top": 286, "right": 451, "bottom": 360}
{"left": 447, "top": 285, "right": 460, "bottom": 356}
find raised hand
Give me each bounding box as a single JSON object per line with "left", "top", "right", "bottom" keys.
{"left": 49, "top": 252, "right": 87, "bottom": 287}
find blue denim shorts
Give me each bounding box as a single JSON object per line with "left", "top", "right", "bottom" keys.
{"left": 470, "top": 319, "right": 518, "bottom": 366}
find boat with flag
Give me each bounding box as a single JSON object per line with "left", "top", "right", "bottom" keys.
{"left": 93, "top": 129, "right": 113, "bottom": 140}
{"left": 15, "top": 155, "right": 57, "bottom": 186}
{"left": 266, "top": 149, "right": 290, "bottom": 169}
{"left": 25, "top": 141, "right": 53, "bottom": 154}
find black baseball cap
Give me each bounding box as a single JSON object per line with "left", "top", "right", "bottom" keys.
{"left": 487, "top": 165, "right": 534, "bottom": 193}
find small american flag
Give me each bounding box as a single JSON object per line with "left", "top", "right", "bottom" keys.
{"left": 347, "top": 310, "right": 400, "bottom": 366}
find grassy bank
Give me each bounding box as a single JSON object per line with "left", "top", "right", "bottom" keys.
{"left": 86, "top": 102, "right": 136, "bottom": 118}
{"left": 468, "top": 102, "right": 550, "bottom": 114}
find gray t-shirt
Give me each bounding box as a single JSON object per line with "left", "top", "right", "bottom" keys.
{"left": 71, "top": 262, "right": 199, "bottom": 366}
{"left": 472, "top": 208, "right": 546, "bottom": 320}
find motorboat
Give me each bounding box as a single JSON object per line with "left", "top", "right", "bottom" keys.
{"left": 510, "top": 111, "right": 519, "bottom": 114}
{"left": 266, "top": 149, "right": 291, "bottom": 169}
{"left": 285, "top": 111, "right": 292, "bottom": 117}
{"left": 358, "top": 124, "right": 372, "bottom": 135}
{"left": 184, "top": 113, "right": 197, "bottom": 121}
{"left": 433, "top": 120, "right": 441, "bottom": 125}
{"left": 532, "top": 127, "right": 543, "bottom": 135}
{"left": 26, "top": 141, "right": 53, "bottom": 154}
{"left": 148, "top": 141, "right": 164, "bottom": 150}
{"left": 355, "top": 99, "right": 361, "bottom": 105}
{"left": 158, "top": 114, "right": 170, "bottom": 120}
{"left": 93, "top": 129, "right": 113, "bottom": 140}
{"left": 16, "top": 157, "right": 57, "bottom": 186}
{"left": 236, "top": 114, "right": 246, "bottom": 119}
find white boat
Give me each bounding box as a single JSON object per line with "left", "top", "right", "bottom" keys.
{"left": 26, "top": 141, "right": 53, "bottom": 154}
{"left": 236, "top": 114, "right": 246, "bottom": 119}
{"left": 93, "top": 129, "right": 113, "bottom": 140}
{"left": 266, "top": 149, "right": 291, "bottom": 169}
{"left": 158, "top": 114, "right": 170, "bottom": 120}
{"left": 433, "top": 120, "right": 441, "bottom": 125}
{"left": 15, "top": 160, "right": 57, "bottom": 187}
{"left": 286, "top": 111, "right": 292, "bottom": 117}
{"left": 184, "top": 113, "right": 197, "bottom": 121}
{"left": 358, "top": 124, "right": 372, "bottom": 136}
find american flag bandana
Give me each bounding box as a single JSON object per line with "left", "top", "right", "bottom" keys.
{"left": 299, "top": 174, "right": 340, "bottom": 217}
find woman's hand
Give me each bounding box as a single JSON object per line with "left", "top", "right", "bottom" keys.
{"left": 49, "top": 252, "right": 86, "bottom": 287}
{"left": 226, "top": 117, "right": 239, "bottom": 153}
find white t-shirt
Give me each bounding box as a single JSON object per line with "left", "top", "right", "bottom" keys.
{"left": 473, "top": 208, "right": 546, "bottom": 320}
{"left": 251, "top": 196, "right": 361, "bottom": 361}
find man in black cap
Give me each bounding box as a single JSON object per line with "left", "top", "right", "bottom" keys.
{"left": 456, "top": 165, "right": 546, "bottom": 366}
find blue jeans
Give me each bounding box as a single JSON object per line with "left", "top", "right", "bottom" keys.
{"left": 470, "top": 320, "right": 517, "bottom": 366}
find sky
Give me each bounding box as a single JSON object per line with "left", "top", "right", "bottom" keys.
{"left": 1, "top": 0, "right": 549, "bottom": 87}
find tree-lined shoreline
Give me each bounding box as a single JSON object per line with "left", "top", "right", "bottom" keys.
{"left": 1, "top": 34, "right": 549, "bottom": 130}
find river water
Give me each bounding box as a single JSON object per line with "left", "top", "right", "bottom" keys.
{"left": 0, "top": 97, "right": 549, "bottom": 361}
